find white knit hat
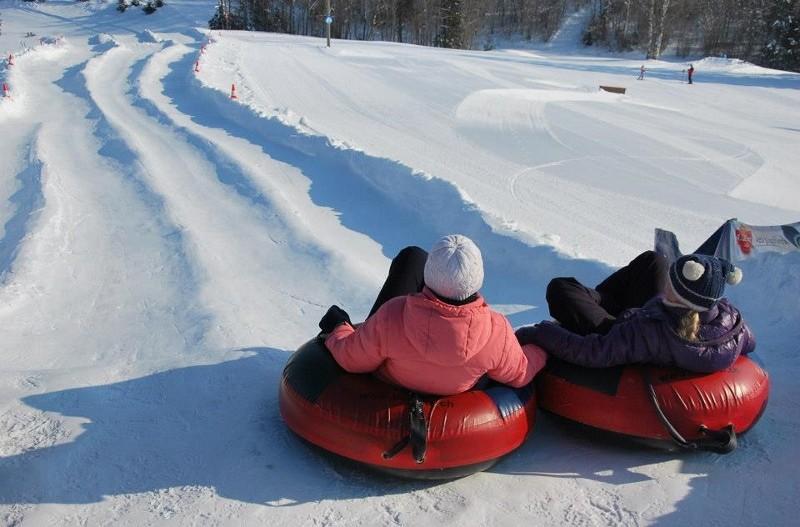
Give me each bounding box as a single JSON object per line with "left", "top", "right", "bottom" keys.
{"left": 424, "top": 234, "right": 484, "bottom": 301}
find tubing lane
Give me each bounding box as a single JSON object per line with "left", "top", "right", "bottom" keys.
{"left": 0, "top": 41, "right": 205, "bottom": 374}
{"left": 85, "top": 40, "right": 376, "bottom": 348}
{"left": 137, "top": 41, "right": 387, "bottom": 296}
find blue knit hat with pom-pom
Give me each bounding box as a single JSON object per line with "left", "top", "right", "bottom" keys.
{"left": 668, "top": 254, "right": 742, "bottom": 311}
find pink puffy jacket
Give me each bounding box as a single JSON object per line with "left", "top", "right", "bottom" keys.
{"left": 324, "top": 287, "right": 547, "bottom": 396}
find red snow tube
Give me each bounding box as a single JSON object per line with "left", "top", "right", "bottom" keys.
{"left": 537, "top": 355, "right": 769, "bottom": 453}
{"left": 279, "top": 337, "right": 537, "bottom": 479}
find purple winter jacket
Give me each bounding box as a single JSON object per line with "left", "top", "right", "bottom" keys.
{"left": 515, "top": 297, "right": 756, "bottom": 373}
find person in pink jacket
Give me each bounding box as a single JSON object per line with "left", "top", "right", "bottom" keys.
{"left": 319, "top": 234, "right": 547, "bottom": 396}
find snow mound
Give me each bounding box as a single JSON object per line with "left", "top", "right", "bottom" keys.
{"left": 455, "top": 88, "right": 620, "bottom": 130}
{"left": 500, "top": 49, "right": 546, "bottom": 59}
{"left": 0, "top": 90, "right": 26, "bottom": 118}
{"left": 184, "top": 27, "right": 209, "bottom": 42}
{"left": 694, "top": 57, "right": 798, "bottom": 75}
{"left": 329, "top": 48, "right": 395, "bottom": 60}
{"left": 138, "top": 30, "right": 163, "bottom": 44}
{"left": 526, "top": 79, "right": 580, "bottom": 89}
{"left": 29, "top": 36, "right": 68, "bottom": 61}
{"left": 37, "top": 36, "right": 65, "bottom": 47}
{"left": 90, "top": 33, "right": 118, "bottom": 50}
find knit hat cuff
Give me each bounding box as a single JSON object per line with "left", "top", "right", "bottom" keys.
{"left": 666, "top": 276, "right": 712, "bottom": 312}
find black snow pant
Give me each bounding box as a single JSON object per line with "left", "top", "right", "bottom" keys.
{"left": 546, "top": 250, "right": 668, "bottom": 336}
{"left": 367, "top": 246, "right": 428, "bottom": 318}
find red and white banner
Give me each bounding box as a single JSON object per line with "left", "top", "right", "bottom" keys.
{"left": 656, "top": 219, "right": 800, "bottom": 263}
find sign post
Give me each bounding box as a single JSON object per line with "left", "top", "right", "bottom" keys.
{"left": 325, "top": 0, "right": 332, "bottom": 47}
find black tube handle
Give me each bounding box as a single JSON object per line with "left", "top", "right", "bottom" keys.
{"left": 695, "top": 425, "right": 737, "bottom": 454}
{"left": 381, "top": 393, "right": 429, "bottom": 463}
{"left": 645, "top": 369, "right": 737, "bottom": 454}
{"left": 409, "top": 395, "right": 428, "bottom": 463}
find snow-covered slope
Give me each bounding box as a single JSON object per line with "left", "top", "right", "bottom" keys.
{"left": 1, "top": 1, "right": 799, "bottom": 525}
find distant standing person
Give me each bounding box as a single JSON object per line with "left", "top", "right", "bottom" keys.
{"left": 638, "top": 64, "right": 646, "bottom": 80}
{"left": 687, "top": 64, "right": 694, "bottom": 84}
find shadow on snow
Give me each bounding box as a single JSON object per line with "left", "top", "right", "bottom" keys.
{"left": 0, "top": 348, "right": 445, "bottom": 505}
{"left": 0, "top": 134, "right": 44, "bottom": 284}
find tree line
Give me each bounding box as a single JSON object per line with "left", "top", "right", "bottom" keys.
{"left": 209, "top": 0, "right": 800, "bottom": 72}
{"left": 583, "top": 0, "right": 799, "bottom": 71}
{"left": 209, "top": 0, "right": 570, "bottom": 48}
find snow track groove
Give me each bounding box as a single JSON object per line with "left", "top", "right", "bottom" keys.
{"left": 134, "top": 42, "right": 383, "bottom": 298}
{"left": 53, "top": 45, "right": 210, "bottom": 354}
{"left": 81, "top": 38, "right": 378, "bottom": 347}
{"left": 0, "top": 37, "right": 209, "bottom": 375}
{"left": 0, "top": 132, "right": 44, "bottom": 284}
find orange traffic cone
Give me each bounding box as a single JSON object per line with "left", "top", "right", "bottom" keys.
{"left": 230, "top": 83, "right": 238, "bottom": 100}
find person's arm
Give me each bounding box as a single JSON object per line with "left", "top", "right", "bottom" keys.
{"left": 324, "top": 310, "right": 387, "bottom": 373}
{"left": 517, "top": 320, "right": 649, "bottom": 368}
{"left": 740, "top": 320, "right": 756, "bottom": 355}
{"left": 487, "top": 318, "right": 546, "bottom": 387}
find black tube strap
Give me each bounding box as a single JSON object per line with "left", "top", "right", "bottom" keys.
{"left": 644, "top": 368, "right": 737, "bottom": 454}
{"left": 381, "top": 393, "right": 429, "bottom": 463}
{"left": 409, "top": 394, "right": 428, "bottom": 463}
{"left": 382, "top": 436, "right": 409, "bottom": 460}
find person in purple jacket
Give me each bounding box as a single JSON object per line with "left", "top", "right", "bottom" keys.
{"left": 515, "top": 252, "right": 756, "bottom": 373}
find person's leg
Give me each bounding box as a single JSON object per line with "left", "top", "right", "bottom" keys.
{"left": 595, "top": 250, "right": 668, "bottom": 314}
{"left": 368, "top": 246, "right": 428, "bottom": 317}
{"left": 546, "top": 277, "right": 615, "bottom": 336}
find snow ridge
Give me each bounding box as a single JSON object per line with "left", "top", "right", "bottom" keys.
{"left": 0, "top": 131, "right": 43, "bottom": 283}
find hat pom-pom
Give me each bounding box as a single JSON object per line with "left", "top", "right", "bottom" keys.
{"left": 682, "top": 260, "right": 705, "bottom": 281}
{"left": 727, "top": 266, "right": 743, "bottom": 285}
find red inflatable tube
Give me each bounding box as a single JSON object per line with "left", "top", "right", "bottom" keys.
{"left": 537, "top": 355, "right": 769, "bottom": 452}
{"left": 279, "top": 338, "right": 538, "bottom": 479}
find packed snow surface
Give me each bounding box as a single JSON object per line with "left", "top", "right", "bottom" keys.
{"left": 1, "top": 1, "right": 799, "bottom": 525}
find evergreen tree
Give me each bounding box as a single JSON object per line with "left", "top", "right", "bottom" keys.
{"left": 437, "top": 0, "right": 465, "bottom": 48}
{"left": 210, "top": 0, "right": 245, "bottom": 30}
{"left": 762, "top": 0, "right": 800, "bottom": 71}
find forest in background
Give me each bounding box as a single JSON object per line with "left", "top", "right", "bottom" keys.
{"left": 209, "top": 0, "right": 800, "bottom": 72}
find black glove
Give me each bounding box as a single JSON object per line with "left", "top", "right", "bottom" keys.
{"left": 514, "top": 324, "right": 541, "bottom": 345}
{"left": 319, "top": 305, "right": 352, "bottom": 334}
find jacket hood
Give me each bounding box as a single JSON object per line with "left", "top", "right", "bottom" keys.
{"left": 653, "top": 298, "right": 744, "bottom": 345}
{"left": 649, "top": 297, "right": 747, "bottom": 371}
{"left": 401, "top": 287, "right": 493, "bottom": 366}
